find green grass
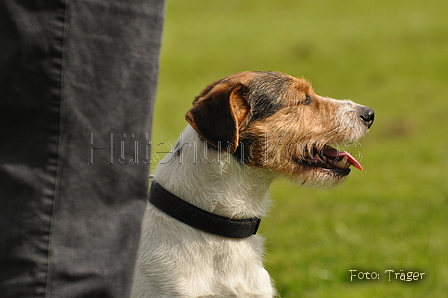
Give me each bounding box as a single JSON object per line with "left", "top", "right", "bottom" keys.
{"left": 152, "top": 0, "right": 448, "bottom": 296}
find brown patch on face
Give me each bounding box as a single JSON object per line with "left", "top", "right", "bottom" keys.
{"left": 281, "top": 78, "right": 315, "bottom": 107}
{"left": 237, "top": 79, "right": 368, "bottom": 185}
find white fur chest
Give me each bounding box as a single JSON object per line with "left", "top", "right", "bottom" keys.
{"left": 131, "top": 205, "right": 274, "bottom": 298}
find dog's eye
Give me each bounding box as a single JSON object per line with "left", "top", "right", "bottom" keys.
{"left": 303, "top": 95, "right": 312, "bottom": 105}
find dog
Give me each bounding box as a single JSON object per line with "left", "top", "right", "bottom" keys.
{"left": 131, "top": 71, "right": 374, "bottom": 297}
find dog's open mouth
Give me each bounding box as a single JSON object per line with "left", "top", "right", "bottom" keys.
{"left": 293, "top": 145, "right": 363, "bottom": 175}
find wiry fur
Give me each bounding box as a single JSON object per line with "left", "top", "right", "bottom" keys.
{"left": 240, "top": 97, "right": 370, "bottom": 187}
{"left": 131, "top": 71, "right": 374, "bottom": 297}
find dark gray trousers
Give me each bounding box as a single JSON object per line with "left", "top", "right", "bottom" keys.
{"left": 0, "top": 0, "right": 165, "bottom": 297}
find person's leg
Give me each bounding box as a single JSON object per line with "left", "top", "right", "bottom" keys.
{"left": 0, "top": 0, "right": 165, "bottom": 297}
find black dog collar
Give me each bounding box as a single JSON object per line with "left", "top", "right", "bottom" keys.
{"left": 148, "top": 181, "right": 261, "bottom": 239}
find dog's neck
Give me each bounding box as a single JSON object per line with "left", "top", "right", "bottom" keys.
{"left": 153, "top": 125, "right": 275, "bottom": 219}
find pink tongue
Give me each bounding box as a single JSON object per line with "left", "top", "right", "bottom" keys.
{"left": 323, "top": 147, "right": 363, "bottom": 171}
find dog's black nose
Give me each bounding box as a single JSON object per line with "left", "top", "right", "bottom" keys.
{"left": 360, "top": 107, "right": 374, "bottom": 128}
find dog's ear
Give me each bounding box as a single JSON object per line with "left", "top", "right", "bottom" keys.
{"left": 185, "top": 83, "right": 250, "bottom": 154}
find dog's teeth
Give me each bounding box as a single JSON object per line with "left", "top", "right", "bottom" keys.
{"left": 313, "top": 154, "right": 321, "bottom": 160}
{"left": 335, "top": 156, "right": 350, "bottom": 168}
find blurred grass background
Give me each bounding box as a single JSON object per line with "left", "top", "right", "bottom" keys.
{"left": 151, "top": 0, "right": 448, "bottom": 297}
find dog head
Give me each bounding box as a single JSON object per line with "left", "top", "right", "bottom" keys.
{"left": 186, "top": 71, "right": 374, "bottom": 186}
